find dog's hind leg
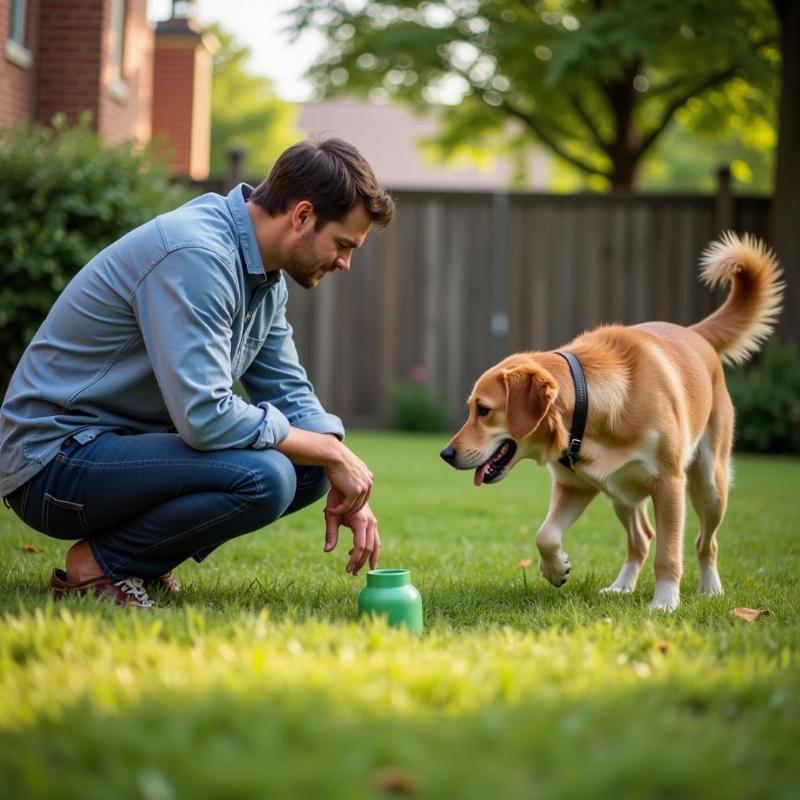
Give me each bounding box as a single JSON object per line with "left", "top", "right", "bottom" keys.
{"left": 688, "top": 393, "right": 733, "bottom": 596}
{"left": 536, "top": 481, "right": 598, "bottom": 588}
{"left": 650, "top": 473, "right": 687, "bottom": 611}
{"left": 601, "top": 501, "right": 654, "bottom": 594}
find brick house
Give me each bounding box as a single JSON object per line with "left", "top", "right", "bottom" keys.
{"left": 0, "top": 0, "right": 214, "bottom": 177}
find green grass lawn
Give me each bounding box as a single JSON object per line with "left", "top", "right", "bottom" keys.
{"left": 1, "top": 432, "right": 798, "bottom": 799}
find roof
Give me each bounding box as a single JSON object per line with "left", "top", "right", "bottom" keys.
{"left": 297, "top": 99, "right": 550, "bottom": 191}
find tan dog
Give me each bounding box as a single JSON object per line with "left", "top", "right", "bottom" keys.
{"left": 441, "top": 233, "right": 784, "bottom": 611}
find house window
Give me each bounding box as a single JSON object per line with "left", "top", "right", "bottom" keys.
{"left": 109, "top": 0, "right": 126, "bottom": 80}
{"left": 8, "top": 0, "right": 27, "bottom": 46}
{"left": 6, "top": 0, "right": 32, "bottom": 68}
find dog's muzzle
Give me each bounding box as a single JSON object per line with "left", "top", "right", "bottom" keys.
{"left": 440, "top": 446, "right": 457, "bottom": 466}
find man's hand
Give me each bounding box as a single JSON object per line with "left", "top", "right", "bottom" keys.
{"left": 323, "top": 488, "right": 380, "bottom": 575}
{"left": 274, "top": 428, "right": 373, "bottom": 519}
{"left": 324, "top": 448, "right": 373, "bottom": 519}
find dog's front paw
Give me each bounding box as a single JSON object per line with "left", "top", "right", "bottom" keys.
{"left": 539, "top": 549, "right": 571, "bottom": 587}
{"left": 698, "top": 566, "right": 724, "bottom": 596}
{"left": 649, "top": 580, "right": 680, "bottom": 612}
{"left": 600, "top": 562, "right": 640, "bottom": 594}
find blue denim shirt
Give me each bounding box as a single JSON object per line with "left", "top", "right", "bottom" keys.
{"left": 0, "top": 184, "right": 344, "bottom": 497}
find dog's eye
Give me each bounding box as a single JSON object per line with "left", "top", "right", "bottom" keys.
{"left": 476, "top": 404, "right": 490, "bottom": 417}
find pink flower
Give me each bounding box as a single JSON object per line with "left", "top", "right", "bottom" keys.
{"left": 409, "top": 364, "right": 429, "bottom": 383}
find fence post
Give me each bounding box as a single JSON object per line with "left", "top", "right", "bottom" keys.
{"left": 489, "top": 191, "right": 510, "bottom": 363}
{"left": 715, "top": 165, "right": 734, "bottom": 234}
{"left": 225, "top": 145, "right": 247, "bottom": 192}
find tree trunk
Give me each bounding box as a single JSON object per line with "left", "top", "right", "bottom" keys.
{"left": 605, "top": 67, "right": 639, "bottom": 190}
{"left": 772, "top": 0, "right": 800, "bottom": 342}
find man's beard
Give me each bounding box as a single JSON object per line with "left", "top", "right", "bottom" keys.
{"left": 285, "top": 229, "right": 326, "bottom": 289}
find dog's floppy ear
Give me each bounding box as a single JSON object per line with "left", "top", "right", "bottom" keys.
{"left": 502, "top": 367, "right": 558, "bottom": 441}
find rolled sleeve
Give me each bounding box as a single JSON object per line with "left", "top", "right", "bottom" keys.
{"left": 291, "top": 411, "right": 345, "bottom": 440}
{"left": 252, "top": 401, "right": 292, "bottom": 448}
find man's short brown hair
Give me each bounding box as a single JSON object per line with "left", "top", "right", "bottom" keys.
{"left": 250, "top": 137, "right": 394, "bottom": 230}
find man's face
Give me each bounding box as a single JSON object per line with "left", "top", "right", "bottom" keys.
{"left": 285, "top": 203, "right": 372, "bottom": 289}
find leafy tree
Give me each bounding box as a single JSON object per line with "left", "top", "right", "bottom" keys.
{"left": 288, "top": 0, "right": 779, "bottom": 189}
{"left": 209, "top": 25, "right": 300, "bottom": 178}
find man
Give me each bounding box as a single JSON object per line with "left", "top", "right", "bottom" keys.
{"left": 0, "top": 137, "right": 395, "bottom": 608}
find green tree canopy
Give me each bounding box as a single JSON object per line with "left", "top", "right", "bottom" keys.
{"left": 288, "top": 0, "right": 779, "bottom": 190}
{"left": 209, "top": 25, "right": 300, "bottom": 179}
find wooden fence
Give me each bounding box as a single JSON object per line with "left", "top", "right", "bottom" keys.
{"left": 191, "top": 177, "right": 778, "bottom": 429}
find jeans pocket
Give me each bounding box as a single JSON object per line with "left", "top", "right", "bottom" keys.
{"left": 43, "top": 492, "right": 91, "bottom": 539}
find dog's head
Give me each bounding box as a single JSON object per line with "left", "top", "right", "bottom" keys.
{"left": 440, "top": 354, "right": 560, "bottom": 484}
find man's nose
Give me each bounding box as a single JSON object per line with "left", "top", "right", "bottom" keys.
{"left": 440, "top": 446, "right": 457, "bottom": 465}
{"left": 336, "top": 254, "right": 351, "bottom": 271}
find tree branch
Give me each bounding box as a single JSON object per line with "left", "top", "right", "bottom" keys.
{"left": 569, "top": 93, "right": 607, "bottom": 150}
{"left": 501, "top": 97, "right": 611, "bottom": 177}
{"left": 636, "top": 65, "right": 744, "bottom": 159}
{"left": 647, "top": 35, "right": 778, "bottom": 97}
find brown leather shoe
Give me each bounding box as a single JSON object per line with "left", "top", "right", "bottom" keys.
{"left": 50, "top": 568, "right": 155, "bottom": 608}
{"left": 144, "top": 572, "right": 180, "bottom": 595}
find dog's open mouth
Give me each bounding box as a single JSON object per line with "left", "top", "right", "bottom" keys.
{"left": 474, "top": 439, "right": 517, "bottom": 486}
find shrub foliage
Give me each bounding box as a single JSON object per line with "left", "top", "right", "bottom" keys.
{"left": 728, "top": 339, "right": 800, "bottom": 454}
{"left": 0, "top": 115, "right": 190, "bottom": 389}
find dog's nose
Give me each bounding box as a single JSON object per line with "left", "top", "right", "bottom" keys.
{"left": 440, "top": 446, "right": 457, "bottom": 464}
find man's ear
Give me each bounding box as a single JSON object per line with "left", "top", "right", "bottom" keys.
{"left": 502, "top": 367, "right": 558, "bottom": 441}
{"left": 291, "top": 200, "right": 315, "bottom": 231}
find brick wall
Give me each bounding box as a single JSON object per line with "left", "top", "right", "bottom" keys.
{"left": 36, "top": 0, "right": 104, "bottom": 127}
{"left": 0, "top": 0, "right": 40, "bottom": 125}
{"left": 188, "top": 42, "right": 212, "bottom": 178}
{"left": 36, "top": 0, "right": 151, "bottom": 144}
{"left": 96, "top": 0, "right": 152, "bottom": 144}
{"left": 151, "top": 25, "right": 214, "bottom": 178}
{"left": 2, "top": 3, "right": 211, "bottom": 169}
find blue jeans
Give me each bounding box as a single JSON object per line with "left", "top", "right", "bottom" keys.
{"left": 4, "top": 432, "right": 329, "bottom": 579}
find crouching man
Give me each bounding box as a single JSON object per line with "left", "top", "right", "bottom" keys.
{"left": 0, "top": 138, "right": 394, "bottom": 607}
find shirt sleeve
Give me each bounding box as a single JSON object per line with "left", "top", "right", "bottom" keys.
{"left": 133, "top": 248, "right": 290, "bottom": 450}
{"left": 241, "top": 280, "right": 345, "bottom": 440}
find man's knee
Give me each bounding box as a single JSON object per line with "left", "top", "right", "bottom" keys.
{"left": 238, "top": 451, "right": 298, "bottom": 522}
{"left": 297, "top": 466, "right": 329, "bottom": 501}
{"left": 284, "top": 466, "right": 329, "bottom": 515}
{"left": 233, "top": 456, "right": 329, "bottom": 522}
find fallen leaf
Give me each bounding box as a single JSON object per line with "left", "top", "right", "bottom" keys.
{"left": 20, "top": 544, "right": 42, "bottom": 554}
{"left": 372, "top": 767, "right": 418, "bottom": 795}
{"left": 516, "top": 558, "right": 533, "bottom": 569}
{"left": 655, "top": 640, "right": 670, "bottom": 654}
{"left": 730, "top": 607, "right": 769, "bottom": 622}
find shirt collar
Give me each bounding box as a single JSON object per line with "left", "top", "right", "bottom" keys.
{"left": 226, "top": 183, "right": 279, "bottom": 286}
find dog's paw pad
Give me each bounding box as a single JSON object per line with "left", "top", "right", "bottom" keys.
{"left": 539, "top": 550, "right": 572, "bottom": 587}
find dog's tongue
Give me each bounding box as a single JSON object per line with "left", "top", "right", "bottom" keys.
{"left": 474, "top": 462, "right": 490, "bottom": 486}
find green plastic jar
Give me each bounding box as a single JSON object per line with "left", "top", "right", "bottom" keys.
{"left": 357, "top": 569, "right": 423, "bottom": 634}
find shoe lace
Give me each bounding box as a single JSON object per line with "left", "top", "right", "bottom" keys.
{"left": 114, "top": 576, "right": 154, "bottom": 607}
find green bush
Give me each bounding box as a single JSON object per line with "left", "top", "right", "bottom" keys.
{"left": 727, "top": 339, "right": 800, "bottom": 454}
{"left": 0, "top": 115, "right": 191, "bottom": 390}
{"left": 386, "top": 366, "right": 448, "bottom": 432}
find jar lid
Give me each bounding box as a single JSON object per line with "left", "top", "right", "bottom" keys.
{"left": 366, "top": 568, "right": 410, "bottom": 588}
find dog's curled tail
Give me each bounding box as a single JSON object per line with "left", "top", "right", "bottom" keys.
{"left": 691, "top": 232, "right": 785, "bottom": 365}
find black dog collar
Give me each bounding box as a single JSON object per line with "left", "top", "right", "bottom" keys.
{"left": 555, "top": 351, "right": 588, "bottom": 470}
